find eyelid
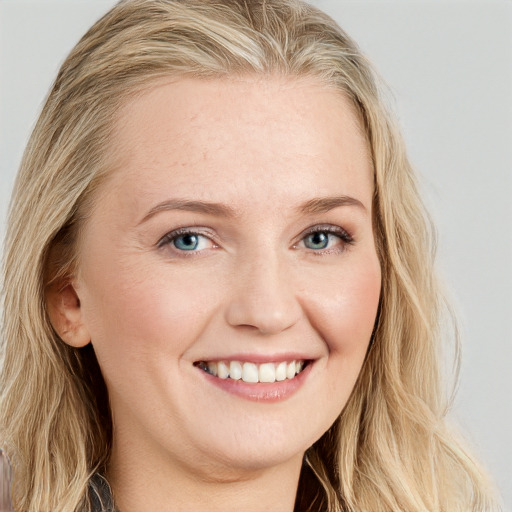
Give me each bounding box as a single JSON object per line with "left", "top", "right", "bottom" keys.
{"left": 293, "top": 224, "right": 355, "bottom": 252}
{"left": 297, "top": 224, "right": 354, "bottom": 243}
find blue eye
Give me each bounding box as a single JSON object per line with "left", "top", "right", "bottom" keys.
{"left": 299, "top": 226, "right": 353, "bottom": 252}
{"left": 158, "top": 230, "right": 213, "bottom": 253}
{"left": 304, "top": 231, "right": 331, "bottom": 250}
{"left": 173, "top": 233, "right": 201, "bottom": 251}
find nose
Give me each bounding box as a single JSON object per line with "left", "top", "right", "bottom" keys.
{"left": 224, "top": 252, "right": 302, "bottom": 335}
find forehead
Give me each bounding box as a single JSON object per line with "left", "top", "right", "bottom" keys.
{"left": 100, "top": 75, "right": 373, "bottom": 214}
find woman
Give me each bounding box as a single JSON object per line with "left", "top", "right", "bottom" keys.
{"left": 0, "top": 0, "right": 500, "bottom": 511}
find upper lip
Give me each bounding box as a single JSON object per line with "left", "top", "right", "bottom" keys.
{"left": 193, "top": 352, "right": 318, "bottom": 364}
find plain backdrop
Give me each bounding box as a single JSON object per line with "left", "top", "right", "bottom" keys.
{"left": 1, "top": 1, "right": 511, "bottom": 508}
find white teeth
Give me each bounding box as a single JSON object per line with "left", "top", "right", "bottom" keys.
{"left": 198, "top": 359, "right": 307, "bottom": 383}
{"left": 242, "top": 362, "right": 259, "bottom": 383}
{"left": 259, "top": 362, "right": 276, "bottom": 383}
{"left": 229, "top": 360, "right": 242, "bottom": 380}
{"left": 286, "top": 361, "right": 296, "bottom": 379}
{"left": 275, "top": 361, "right": 287, "bottom": 381}
{"left": 217, "top": 361, "right": 229, "bottom": 379}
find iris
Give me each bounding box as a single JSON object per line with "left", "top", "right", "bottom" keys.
{"left": 304, "top": 232, "right": 331, "bottom": 250}
{"left": 173, "top": 234, "right": 200, "bottom": 251}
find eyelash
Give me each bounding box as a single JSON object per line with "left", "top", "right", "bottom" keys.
{"left": 157, "top": 225, "right": 354, "bottom": 256}
{"left": 295, "top": 225, "right": 354, "bottom": 254}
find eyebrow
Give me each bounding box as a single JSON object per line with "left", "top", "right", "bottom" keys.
{"left": 298, "top": 195, "right": 367, "bottom": 214}
{"left": 139, "top": 195, "right": 366, "bottom": 225}
{"left": 139, "top": 199, "right": 238, "bottom": 224}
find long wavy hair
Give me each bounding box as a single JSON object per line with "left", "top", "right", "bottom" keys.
{"left": 0, "top": 1, "right": 499, "bottom": 510}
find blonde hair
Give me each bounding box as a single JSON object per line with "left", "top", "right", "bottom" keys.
{"left": 0, "top": 1, "right": 499, "bottom": 510}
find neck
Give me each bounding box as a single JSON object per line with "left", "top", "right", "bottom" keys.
{"left": 107, "top": 439, "right": 304, "bottom": 512}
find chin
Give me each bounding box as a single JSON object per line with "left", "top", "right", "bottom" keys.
{"left": 187, "top": 419, "right": 326, "bottom": 477}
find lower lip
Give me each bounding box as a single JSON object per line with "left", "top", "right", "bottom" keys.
{"left": 197, "top": 363, "right": 313, "bottom": 402}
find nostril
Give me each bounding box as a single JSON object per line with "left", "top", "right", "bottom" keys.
{"left": 225, "top": 303, "right": 302, "bottom": 336}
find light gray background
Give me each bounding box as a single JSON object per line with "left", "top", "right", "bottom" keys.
{"left": 1, "top": 0, "right": 511, "bottom": 508}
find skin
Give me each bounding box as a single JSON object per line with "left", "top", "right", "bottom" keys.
{"left": 48, "top": 76, "right": 381, "bottom": 511}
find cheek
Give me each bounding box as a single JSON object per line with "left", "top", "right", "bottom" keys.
{"left": 79, "top": 260, "right": 221, "bottom": 361}
{"left": 294, "top": 253, "right": 381, "bottom": 425}
{"left": 302, "top": 255, "right": 381, "bottom": 357}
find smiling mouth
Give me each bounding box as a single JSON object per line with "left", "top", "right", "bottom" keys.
{"left": 194, "top": 360, "right": 310, "bottom": 384}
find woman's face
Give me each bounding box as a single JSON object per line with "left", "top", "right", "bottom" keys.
{"left": 71, "top": 76, "right": 381, "bottom": 478}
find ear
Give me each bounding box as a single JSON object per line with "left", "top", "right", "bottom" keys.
{"left": 46, "top": 281, "right": 91, "bottom": 348}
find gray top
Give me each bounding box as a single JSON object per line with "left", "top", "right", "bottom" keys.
{"left": 88, "top": 474, "right": 118, "bottom": 512}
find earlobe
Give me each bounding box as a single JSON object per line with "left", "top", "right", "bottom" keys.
{"left": 46, "top": 282, "right": 91, "bottom": 348}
